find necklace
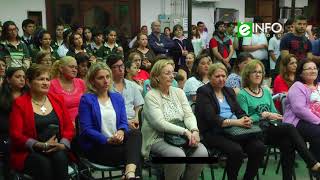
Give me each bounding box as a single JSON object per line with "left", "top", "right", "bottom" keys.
{"left": 32, "top": 96, "right": 47, "bottom": 114}
{"left": 248, "top": 87, "right": 261, "bottom": 95}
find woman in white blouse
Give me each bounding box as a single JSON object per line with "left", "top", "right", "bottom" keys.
{"left": 141, "top": 59, "right": 208, "bottom": 180}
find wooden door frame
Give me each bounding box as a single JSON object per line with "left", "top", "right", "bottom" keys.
{"left": 45, "top": 0, "right": 140, "bottom": 36}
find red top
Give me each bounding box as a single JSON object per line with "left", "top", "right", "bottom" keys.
{"left": 273, "top": 75, "right": 289, "bottom": 112}
{"left": 132, "top": 69, "right": 150, "bottom": 82}
{"left": 9, "top": 92, "right": 74, "bottom": 171}
{"left": 209, "top": 37, "right": 232, "bottom": 58}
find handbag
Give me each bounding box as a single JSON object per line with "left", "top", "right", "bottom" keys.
{"left": 164, "top": 119, "right": 189, "bottom": 147}
{"left": 223, "top": 122, "right": 262, "bottom": 140}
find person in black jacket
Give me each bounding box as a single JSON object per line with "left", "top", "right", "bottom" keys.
{"left": 195, "top": 63, "right": 265, "bottom": 180}
{"left": 171, "top": 24, "right": 194, "bottom": 71}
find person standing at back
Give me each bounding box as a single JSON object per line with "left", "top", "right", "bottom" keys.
{"left": 280, "top": 15, "right": 313, "bottom": 62}
{"left": 148, "top": 21, "right": 175, "bottom": 56}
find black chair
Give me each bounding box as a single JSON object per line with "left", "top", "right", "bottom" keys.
{"left": 74, "top": 116, "right": 124, "bottom": 180}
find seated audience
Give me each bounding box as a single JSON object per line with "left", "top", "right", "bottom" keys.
{"left": 125, "top": 60, "right": 143, "bottom": 93}
{"left": 78, "top": 62, "right": 142, "bottom": 179}
{"left": 75, "top": 52, "right": 90, "bottom": 80}
{"left": 195, "top": 63, "right": 265, "bottom": 180}
{"left": 107, "top": 54, "right": 144, "bottom": 130}
{"left": 49, "top": 56, "right": 86, "bottom": 123}
{"left": 183, "top": 53, "right": 212, "bottom": 104}
{"left": 34, "top": 51, "right": 53, "bottom": 66}
{"left": 104, "top": 28, "right": 124, "bottom": 60}
{"left": 225, "top": 52, "right": 253, "bottom": 94}
{"left": 31, "top": 30, "right": 59, "bottom": 62}
{"left": 128, "top": 52, "right": 149, "bottom": 83}
{"left": 10, "top": 64, "right": 74, "bottom": 180}
{"left": 178, "top": 52, "right": 195, "bottom": 81}
{"left": 1, "top": 21, "right": 31, "bottom": 68}
{"left": 141, "top": 59, "right": 208, "bottom": 180}
{"left": 0, "top": 58, "right": 6, "bottom": 87}
{"left": 237, "top": 60, "right": 320, "bottom": 180}
{"left": 284, "top": 60, "right": 320, "bottom": 162}
{"left": 142, "top": 57, "right": 179, "bottom": 97}
{"left": 0, "top": 67, "right": 26, "bottom": 179}
{"left": 273, "top": 54, "right": 297, "bottom": 112}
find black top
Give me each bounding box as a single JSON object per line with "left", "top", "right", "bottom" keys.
{"left": 195, "top": 84, "right": 247, "bottom": 137}
{"left": 34, "top": 110, "right": 60, "bottom": 142}
{"left": 0, "top": 108, "right": 10, "bottom": 139}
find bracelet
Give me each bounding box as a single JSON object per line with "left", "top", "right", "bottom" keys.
{"left": 191, "top": 129, "right": 199, "bottom": 133}
{"left": 44, "top": 142, "right": 48, "bottom": 151}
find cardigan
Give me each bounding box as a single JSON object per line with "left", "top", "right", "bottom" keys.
{"left": 78, "top": 92, "right": 129, "bottom": 151}
{"left": 283, "top": 81, "right": 320, "bottom": 126}
{"left": 195, "top": 84, "right": 247, "bottom": 137}
{"left": 141, "top": 87, "right": 198, "bottom": 158}
{"left": 9, "top": 92, "right": 74, "bottom": 171}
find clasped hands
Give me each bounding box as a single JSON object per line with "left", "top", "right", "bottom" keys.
{"left": 107, "top": 130, "right": 125, "bottom": 145}
{"left": 34, "top": 135, "right": 66, "bottom": 153}
{"left": 184, "top": 130, "right": 200, "bottom": 148}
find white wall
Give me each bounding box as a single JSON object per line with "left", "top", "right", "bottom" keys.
{"left": 140, "top": 0, "right": 245, "bottom": 36}
{"left": 0, "top": 0, "right": 46, "bottom": 36}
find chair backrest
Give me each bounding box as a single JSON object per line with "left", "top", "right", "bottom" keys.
{"left": 280, "top": 94, "right": 287, "bottom": 114}
{"left": 138, "top": 106, "right": 144, "bottom": 130}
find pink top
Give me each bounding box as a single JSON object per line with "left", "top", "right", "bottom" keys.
{"left": 49, "top": 78, "right": 86, "bottom": 122}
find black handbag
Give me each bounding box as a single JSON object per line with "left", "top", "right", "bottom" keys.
{"left": 164, "top": 119, "right": 189, "bottom": 147}
{"left": 223, "top": 122, "right": 262, "bottom": 140}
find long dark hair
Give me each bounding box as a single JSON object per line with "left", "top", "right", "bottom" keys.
{"left": 191, "top": 53, "right": 211, "bottom": 81}
{"left": 280, "top": 54, "right": 297, "bottom": 87}
{"left": 0, "top": 67, "right": 26, "bottom": 112}
{"left": 0, "top": 21, "right": 19, "bottom": 41}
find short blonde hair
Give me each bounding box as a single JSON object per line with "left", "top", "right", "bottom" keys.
{"left": 150, "top": 59, "right": 175, "bottom": 88}
{"left": 208, "top": 63, "right": 228, "bottom": 78}
{"left": 241, "top": 60, "right": 265, "bottom": 88}
{"left": 86, "top": 62, "right": 113, "bottom": 94}
{"left": 51, "top": 56, "right": 76, "bottom": 78}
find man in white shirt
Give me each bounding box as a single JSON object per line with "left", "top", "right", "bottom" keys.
{"left": 242, "top": 16, "right": 269, "bottom": 76}
{"left": 197, "top": 21, "right": 210, "bottom": 49}
{"left": 268, "top": 29, "right": 283, "bottom": 76}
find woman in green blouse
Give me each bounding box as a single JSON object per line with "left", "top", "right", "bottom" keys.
{"left": 237, "top": 60, "right": 320, "bottom": 180}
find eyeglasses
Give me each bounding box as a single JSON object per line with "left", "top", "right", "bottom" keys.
{"left": 303, "top": 67, "right": 318, "bottom": 71}
{"left": 111, "top": 64, "right": 125, "bottom": 70}
{"left": 250, "top": 71, "right": 263, "bottom": 75}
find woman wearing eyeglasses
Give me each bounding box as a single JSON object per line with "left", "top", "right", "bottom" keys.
{"left": 49, "top": 56, "right": 86, "bottom": 123}
{"left": 237, "top": 60, "right": 320, "bottom": 180}
{"left": 284, "top": 60, "right": 320, "bottom": 163}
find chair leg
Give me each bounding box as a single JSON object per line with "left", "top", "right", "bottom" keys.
{"left": 256, "top": 171, "right": 260, "bottom": 180}
{"left": 210, "top": 165, "right": 215, "bottom": 180}
{"left": 222, "top": 166, "right": 227, "bottom": 180}
{"left": 201, "top": 170, "right": 205, "bottom": 180}
{"left": 262, "top": 147, "right": 271, "bottom": 175}
{"left": 276, "top": 159, "right": 281, "bottom": 174}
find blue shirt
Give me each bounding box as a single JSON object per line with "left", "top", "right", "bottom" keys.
{"left": 219, "top": 96, "right": 237, "bottom": 119}
{"left": 312, "top": 39, "right": 320, "bottom": 56}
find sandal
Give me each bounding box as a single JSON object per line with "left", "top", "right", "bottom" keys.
{"left": 122, "top": 171, "right": 140, "bottom": 180}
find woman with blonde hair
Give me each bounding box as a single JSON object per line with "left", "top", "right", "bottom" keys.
{"left": 78, "top": 62, "right": 142, "bottom": 179}
{"left": 141, "top": 59, "right": 208, "bottom": 180}
{"left": 49, "top": 56, "right": 85, "bottom": 123}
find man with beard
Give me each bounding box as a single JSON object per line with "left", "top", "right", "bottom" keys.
{"left": 107, "top": 54, "right": 144, "bottom": 130}
{"left": 280, "top": 15, "right": 313, "bottom": 62}
{"left": 210, "top": 21, "right": 234, "bottom": 70}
